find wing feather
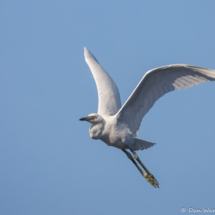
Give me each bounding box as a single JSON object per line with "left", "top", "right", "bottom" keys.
{"left": 84, "top": 48, "right": 121, "bottom": 116}
{"left": 116, "top": 64, "right": 215, "bottom": 133}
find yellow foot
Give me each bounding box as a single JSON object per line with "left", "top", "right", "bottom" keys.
{"left": 143, "top": 173, "right": 159, "bottom": 188}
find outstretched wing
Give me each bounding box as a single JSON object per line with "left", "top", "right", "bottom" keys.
{"left": 116, "top": 64, "right": 215, "bottom": 133}
{"left": 84, "top": 47, "right": 121, "bottom": 116}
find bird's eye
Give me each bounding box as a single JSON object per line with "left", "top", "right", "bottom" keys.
{"left": 92, "top": 116, "right": 97, "bottom": 120}
{"left": 88, "top": 115, "right": 97, "bottom": 121}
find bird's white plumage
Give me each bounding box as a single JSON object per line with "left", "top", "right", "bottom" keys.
{"left": 116, "top": 64, "right": 215, "bottom": 133}
{"left": 83, "top": 48, "right": 215, "bottom": 151}
{"left": 84, "top": 47, "right": 121, "bottom": 116}
{"left": 132, "top": 138, "right": 156, "bottom": 151}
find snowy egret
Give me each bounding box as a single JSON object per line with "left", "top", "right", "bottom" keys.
{"left": 80, "top": 47, "right": 215, "bottom": 188}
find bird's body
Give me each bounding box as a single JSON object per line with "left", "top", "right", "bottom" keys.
{"left": 89, "top": 114, "right": 136, "bottom": 149}
{"left": 80, "top": 47, "right": 215, "bottom": 187}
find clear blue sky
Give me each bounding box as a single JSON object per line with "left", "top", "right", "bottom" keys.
{"left": 0, "top": 1, "right": 215, "bottom": 215}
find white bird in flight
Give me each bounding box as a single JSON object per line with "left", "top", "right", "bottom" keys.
{"left": 80, "top": 47, "right": 215, "bottom": 188}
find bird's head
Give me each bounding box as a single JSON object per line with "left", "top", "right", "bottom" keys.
{"left": 79, "top": 113, "right": 104, "bottom": 124}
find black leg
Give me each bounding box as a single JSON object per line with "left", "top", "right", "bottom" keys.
{"left": 121, "top": 149, "right": 144, "bottom": 176}
{"left": 129, "top": 149, "right": 159, "bottom": 188}
{"left": 130, "top": 149, "right": 151, "bottom": 174}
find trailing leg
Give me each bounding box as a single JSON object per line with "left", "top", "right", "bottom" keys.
{"left": 121, "top": 149, "right": 144, "bottom": 176}
{"left": 129, "top": 149, "right": 159, "bottom": 188}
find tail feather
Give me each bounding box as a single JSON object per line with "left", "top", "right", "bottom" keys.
{"left": 131, "top": 138, "right": 156, "bottom": 151}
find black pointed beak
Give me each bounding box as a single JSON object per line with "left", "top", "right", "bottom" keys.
{"left": 79, "top": 117, "right": 88, "bottom": 121}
